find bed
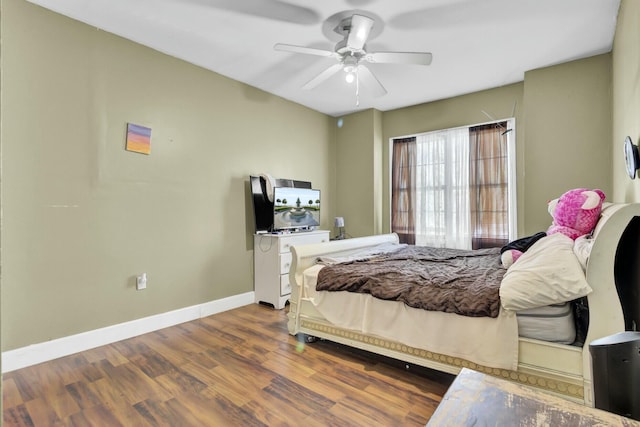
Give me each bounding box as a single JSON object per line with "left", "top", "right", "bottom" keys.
{"left": 287, "top": 203, "right": 640, "bottom": 406}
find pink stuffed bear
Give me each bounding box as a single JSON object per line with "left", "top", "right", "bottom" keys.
{"left": 500, "top": 188, "right": 605, "bottom": 268}
{"left": 547, "top": 188, "right": 605, "bottom": 240}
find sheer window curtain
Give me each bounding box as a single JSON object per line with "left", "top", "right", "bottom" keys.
{"left": 415, "top": 128, "right": 471, "bottom": 249}
{"left": 391, "top": 138, "right": 416, "bottom": 244}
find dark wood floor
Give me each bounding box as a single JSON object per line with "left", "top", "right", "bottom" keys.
{"left": 3, "top": 303, "right": 453, "bottom": 426}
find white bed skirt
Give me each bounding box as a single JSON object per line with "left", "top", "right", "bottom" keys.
{"left": 303, "top": 265, "right": 519, "bottom": 370}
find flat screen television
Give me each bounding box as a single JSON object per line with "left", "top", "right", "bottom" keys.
{"left": 273, "top": 187, "right": 320, "bottom": 231}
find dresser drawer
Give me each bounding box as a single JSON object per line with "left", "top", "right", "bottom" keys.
{"left": 279, "top": 252, "right": 292, "bottom": 274}
{"left": 254, "top": 230, "right": 329, "bottom": 310}
{"left": 278, "top": 233, "right": 329, "bottom": 253}
{"left": 280, "top": 274, "right": 291, "bottom": 296}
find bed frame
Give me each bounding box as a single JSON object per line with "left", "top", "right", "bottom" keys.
{"left": 287, "top": 203, "right": 640, "bottom": 406}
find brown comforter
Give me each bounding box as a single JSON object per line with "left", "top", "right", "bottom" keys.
{"left": 316, "top": 246, "right": 506, "bottom": 318}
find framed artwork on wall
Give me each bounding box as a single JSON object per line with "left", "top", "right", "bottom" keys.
{"left": 125, "top": 123, "right": 152, "bottom": 155}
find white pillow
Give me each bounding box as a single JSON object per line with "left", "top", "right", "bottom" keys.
{"left": 573, "top": 235, "right": 594, "bottom": 271}
{"left": 500, "top": 233, "right": 592, "bottom": 311}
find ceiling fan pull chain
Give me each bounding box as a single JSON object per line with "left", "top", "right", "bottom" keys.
{"left": 356, "top": 69, "right": 360, "bottom": 107}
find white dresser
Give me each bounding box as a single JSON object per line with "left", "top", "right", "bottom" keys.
{"left": 254, "top": 230, "right": 330, "bottom": 309}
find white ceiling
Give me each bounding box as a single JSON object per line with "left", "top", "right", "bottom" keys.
{"left": 27, "top": 0, "right": 620, "bottom": 117}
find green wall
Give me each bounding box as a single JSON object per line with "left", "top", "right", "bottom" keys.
{"left": 612, "top": 0, "right": 640, "bottom": 202}
{"left": 1, "top": 0, "right": 335, "bottom": 351}
{"left": 522, "top": 55, "right": 612, "bottom": 234}
{"left": 334, "top": 109, "right": 383, "bottom": 238}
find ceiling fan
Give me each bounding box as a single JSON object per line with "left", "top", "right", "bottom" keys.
{"left": 274, "top": 13, "right": 433, "bottom": 99}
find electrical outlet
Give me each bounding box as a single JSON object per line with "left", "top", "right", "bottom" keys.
{"left": 136, "top": 273, "right": 147, "bottom": 290}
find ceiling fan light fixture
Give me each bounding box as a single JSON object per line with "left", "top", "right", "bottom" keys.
{"left": 345, "top": 72, "right": 355, "bottom": 84}
{"left": 344, "top": 64, "right": 357, "bottom": 83}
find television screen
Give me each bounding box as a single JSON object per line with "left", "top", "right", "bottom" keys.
{"left": 273, "top": 187, "right": 320, "bottom": 230}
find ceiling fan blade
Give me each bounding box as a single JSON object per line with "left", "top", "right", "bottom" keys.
{"left": 201, "top": 0, "right": 321, "bottom": 25}
{"left": 274, "top": 43, "right": 336, "bottom": 58}
{"left": 346, "top": 14, "right": 374, "bottom": 51}
{"left": 302, "top": 64, "right": 344, "bottom": 90}
{"left": 357, "top": 65, "right": 387, "bottom": 97}
{"left": 365, "top": 51, "right": 433, "bottom": 66}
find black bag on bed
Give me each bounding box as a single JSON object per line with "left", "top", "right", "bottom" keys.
{"left": 573, "top": 296, "right": 590, "bottom": 346}
{"left": 500, "top": 231, "right": 547, "bottom": 254}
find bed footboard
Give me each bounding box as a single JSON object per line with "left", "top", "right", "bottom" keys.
{"left": 287, "top": 233, "right": 399, "bottom": 335}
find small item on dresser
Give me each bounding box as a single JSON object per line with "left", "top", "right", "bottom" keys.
{"left": 334, "top": 216, "right": 346, "bottom": 240}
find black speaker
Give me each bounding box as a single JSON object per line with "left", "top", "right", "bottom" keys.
{"left": 589, "top": 331, "right": 640, "bottom": 420}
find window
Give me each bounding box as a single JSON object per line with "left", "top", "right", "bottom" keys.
{"left": 391, "top": 120, "right": 516, "bottom": 249}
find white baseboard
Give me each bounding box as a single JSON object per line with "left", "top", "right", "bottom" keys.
{"left": 2, "top": 292, "right": 255, "bottom": 373}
